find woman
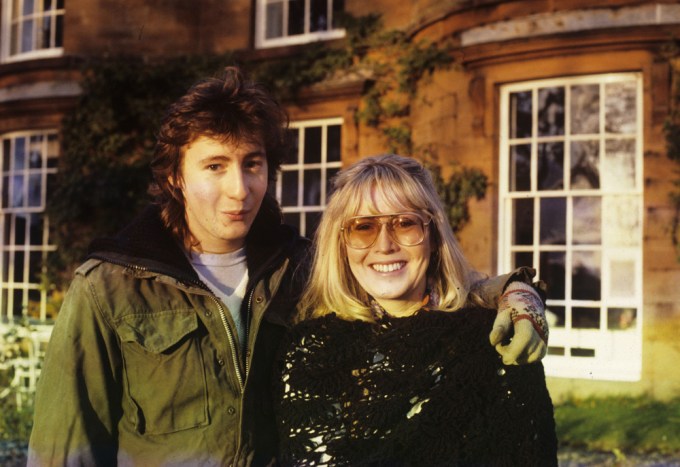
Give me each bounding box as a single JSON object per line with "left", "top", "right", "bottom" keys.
{"left": 274, "top": 154, "right": 557, "bottom": 466}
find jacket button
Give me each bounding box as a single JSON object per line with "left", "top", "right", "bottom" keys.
{"left": 227, "top": 406, "right": 236, "bottom": 415}
{"left": 205, "top": 310, "right": 212, "bottom": 317}
{"left": 217, "top": 358, "right": 225, "bottom": 366}
{"left": 255, "top": 296, "right": 264, "bottom": 304}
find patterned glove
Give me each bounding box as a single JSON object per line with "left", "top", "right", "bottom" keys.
{"left": 490, "top": 281, "right": 548, "bottom": 365}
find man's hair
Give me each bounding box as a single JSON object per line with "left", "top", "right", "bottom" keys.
{"left": 298, "top": 154, "right": 484, "bottom": 322}
{"left": 149, "top": 66, "right": 289, "bottom": 249}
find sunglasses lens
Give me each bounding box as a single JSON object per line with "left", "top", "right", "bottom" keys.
{"left": 345, "top": 218, "right": 381, "bottom": 248}
{"left": 344, "top": 214, "right": 427, "bottom": 248}
{"left": 391, "top": 214, "right": 425, "bottom": 246}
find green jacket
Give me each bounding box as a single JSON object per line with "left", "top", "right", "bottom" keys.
{"left": 28, "top": 199, "right": 311, "bottom": 466}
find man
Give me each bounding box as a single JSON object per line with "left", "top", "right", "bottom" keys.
{"left": 28, "top": 67, "right": 547, "bottom": 466}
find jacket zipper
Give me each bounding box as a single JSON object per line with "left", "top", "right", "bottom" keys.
{"left": 99, "top": 257, "right": 246, "bottom": 392}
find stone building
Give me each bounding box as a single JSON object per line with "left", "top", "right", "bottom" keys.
{"left": 1, "top": 0, "right": 679, "bottom": 401}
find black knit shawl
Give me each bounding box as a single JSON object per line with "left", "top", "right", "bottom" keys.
{"left": 274, "top": 307, "right": 558, "bottom": 466}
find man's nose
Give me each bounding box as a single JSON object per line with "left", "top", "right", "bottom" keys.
{"left": 225, "top": 167, "right": 248, "bottom": 200}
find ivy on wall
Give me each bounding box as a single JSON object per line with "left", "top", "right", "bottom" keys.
{"left": 47, "top": 15, "right": 488, "bottom": 286}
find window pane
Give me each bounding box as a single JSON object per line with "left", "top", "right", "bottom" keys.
{"left": 14, "top": 137, "right": 26, "bottom": 170}
{"left": 538, "top": 142, "right": 564, "bottom": 190}
{"left": 513, "top": 251, "right": 533, "bottom": 269}
{"left": 303, "top": 169, "right": 321, "bottom": 206}
{"left": 609, "top": 259, "right": 635, "bottom": 299}
{"left": 24, "top": 0, "right": 35, "bottom": 15}
{"left": 304, "top": 126, "right": 322, "bottom": 164}
{"left": 40, "top": 15, "right": 52, "bottom": 49}
{"left": 540, "top": 197, "right": 566, "bottom": 245}
{"left": 512, "top": 198, "right": 533, "bottom": 245}
{"left": 280, "top": 170, "right": 298, "bottom": 207}
{"left": 572, "top": 251, "right": 601, "bottom": 301}
{"left": 540, "top": 251, "right": 565, "bottom": 300}
{"left": 310, "top": 0, "right": 328, "bottom": 32}
{"left": 570, "top": 140, "right": 599, "bottom": 189}
{"left": 14, "top": 251, "right": 25, "bottom": 282}
{"left": 327, "top": 125, "right": 341, "bottom": 162}
{"left": 607, "top": 307, "right": 637, "bottom": 330}
{"left": 55, "top": 14, "right": 63, "bottom": 47}
{"left": 571, "top": 348, "right": 595, "bottom": 357}
{"left": 288, "top": 0, "right": 305, "bottom": 36}
{"left": 12, "top": 175, "right": 25, "bottom": 207}
{"left": 605, "top": 81, "right": 636, "bottom": 134}
{"left": 570, "top": 84, "right": 600, "bottom": 135}
{"left": 15, "top": 214, "right": 26, "bottom": 245}
{"left": 572, "top": 196, "right": 601, "bottom": 245}
{"left": 3, "top": 139, "right": 11, "bottom": 170}
{"left": 2, "top": 176, "right": 10, "bottom": 208}
{"left": 29, "top": 251, "right": 43, "bottom": 283}
{"left": 286, "top": 129, "right": 299, "bottom": 163}
{"left": 509, "top": 91, "right": 532, "bottom": 138}
{"left": 2, "top": 215, "right": 11, "bottom": 246}
{"left": 603, "top": 195, "right": 640, "bottom": 247}
{"left": 538, "top": 87, "right": 565, "bottom": 136}
{"left": 305, "top": 211, "right": 322, "bottom": 238}
{"left": 22, "top": 20, "right": 34, "bottom": 53}
{"left": 572, "top": 307, "right": 600, "bottom": 329}
{"left": 266, "top": 2, "right": 284, "bottom": 39}
{"left": 332, "top": 0, "right": 344, "bottom": 28}
{"left": 29, "top": 213, "right": 44, "bottom": 245}
{"left": 509, "top": 144, "right": 530, "bottom": 191}
{"left": 603, "top": 138, "right": 635, "bottom": 190}
{"left": 547, "top": 305, "right": 565, "bottom": 328}
{"left": 29, "top": 173, "right": 42, "bottom": 207}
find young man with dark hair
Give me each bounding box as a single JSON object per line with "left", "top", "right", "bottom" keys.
{"left": 28, "top": 67, "right": 548, "bottom": 466}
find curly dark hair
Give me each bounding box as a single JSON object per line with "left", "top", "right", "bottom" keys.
{"left": 149, "top": 66, "right": 289, "bottom": 249}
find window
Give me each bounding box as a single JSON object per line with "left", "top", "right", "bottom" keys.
{"left": 1, "top": 132, "right": 58, "bottom": 322}
{"left": 275, "top": 118, "right": 342, "bottom": 238}
{"left": 498, "top": 74, "right": 643, "bottom": 381}
{"left": 1, "top": 0, "right": 64, "bottom": 62}
{"left": 255, "top": 0, "right": 345, "bottom": 49}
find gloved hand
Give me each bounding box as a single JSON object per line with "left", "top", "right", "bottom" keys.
{"left": 489, "top": 281, "right": 548, "bottom": 365}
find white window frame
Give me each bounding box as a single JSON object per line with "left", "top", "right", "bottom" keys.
{"left": 254, "top": 0, "right": 345, "bottom": 49}
{"left": 275, "top": 118, "right": 342, "bottom": 237}
{"left": 0, "top": 131, "right": 58, "bottom": 323}
{"left": 1, "top": 0, "right": 65, "bottom": 63}
{"left": 498, "top": 73, "right": 644, "bottom": 381}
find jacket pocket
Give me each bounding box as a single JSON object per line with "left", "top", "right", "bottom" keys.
{"left": 117, "top": 310, "right": 209, "bottom": 435}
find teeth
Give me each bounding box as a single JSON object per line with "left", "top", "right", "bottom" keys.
{"left": 372, "top": 262, "right": 405, "bottom": 273}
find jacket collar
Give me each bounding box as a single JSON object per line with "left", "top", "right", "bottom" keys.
{"left": 87, "top": 195, "right": 302, "bottom": 287}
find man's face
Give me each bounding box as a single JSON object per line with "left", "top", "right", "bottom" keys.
{"left": 179, "top": 135, "right": 268, "bottom": 253}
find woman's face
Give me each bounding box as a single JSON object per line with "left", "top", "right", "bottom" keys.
{"left": 344, "top": 189, "right": 432, "bottom": 316}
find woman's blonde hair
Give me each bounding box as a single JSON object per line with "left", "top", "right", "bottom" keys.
{"left": 298, "top": 154, "right": 484, "bottom": 322}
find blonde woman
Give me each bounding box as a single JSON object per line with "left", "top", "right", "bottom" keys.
{"left": 275, "top": 154, "right": 557, "bottom": 466}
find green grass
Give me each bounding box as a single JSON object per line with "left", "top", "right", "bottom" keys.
{"left": 555, "top": 395, "right": 680, "bottom": 456}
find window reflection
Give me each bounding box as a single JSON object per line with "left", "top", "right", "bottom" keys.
{"left": 572, "top": 197, "right": 601, "bottom": 245}
{"left": 512, "top": 198, "right": 533, "bottom": 245}
{"left": 607, "top": 307, "right": 637, "bottom": 330}
{"left": 605, "top": 81, "right": 636, "bottom": 134}
{"left": 303, "top": 169, "right": 321, "bottom": 206}
{"left": 538, "top": 87, "right": 565, "bottom": 136}
{"left": 509, "top": 144, "right": 530, "bottom": 191}
{"left": 540, "top": 251, "right": 565, "bottom": 300}
{"left": 538, "top": 142, "right": 564, "bottom": 190}
{"left": 570, "top": 84, "right": 600, "bottom": 135}
{"left": 509, "top": 91, "right": 532, "bottom": 139}
{"left": 570, "top": 140, "right": 599, "bottom": 189}
{"left": 540, "top": 198, "right": 566, "bottom": 245}
{"left": 603, "top": 195, "right": 640, "bottom": 247}
{"left": 572, "top": 251, "right": 601, "bottom": 301}
{"left": 603, "top": 138, "right": 636, "bottom": 190}
{"left": 572, "top": 307, "right": 600, "bottom": 329}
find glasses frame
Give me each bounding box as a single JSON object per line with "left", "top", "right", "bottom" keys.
{"left": 341, "top": 212, "right": 433, "bottom": 249}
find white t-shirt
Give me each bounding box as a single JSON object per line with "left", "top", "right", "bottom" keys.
{"left": 188, "top": 248, "right": 248, "bottom": 347}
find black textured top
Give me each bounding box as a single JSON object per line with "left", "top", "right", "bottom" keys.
{"left": 274, "top": 307, "right": 558, "bottom": 466}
